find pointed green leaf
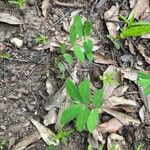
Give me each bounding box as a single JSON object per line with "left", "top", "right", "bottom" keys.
{"left": 60, "top": 43, "right": 67, "bottom": 54}
{"left": 60, "top": 104, "right": 82, "bottom": 125}
{"left": 137, "top": 71, "right": 150, "bottom": 79}
{"left": 65, "top": 79, "right": 81, "bottom": 101}
{"left": 63, "top": 53, "right": 73, "bottom": 64}
{"left": 144, "top": 85, "right": 150, "bottom": 96}
{"left": 73, "top": 45, "right": 85, "bottom": 63}
{"left": 84, "top": 39, "right": 93, "bottom": 61}
{"left": 79, "top": 79, "right": 90, "bottom": 104}
{"left": 74, "top": 15, "right": 83, "bottom": 38}
{"left": 120, "top": 25, "right": 150, "bottom": 38}
{"left": 137, "top": 79, "right": 150, "bottom": 86}
{"left": 84, "top": 20, "right": 92, "bottom": 36}
{"left": 76, "top": 106, "right": 90, "bottom": 132}
{"left": 87, "top": 109, "right": 99, "bottom": 133}
{"left": 92, "top": 89, "right": 103, "bottom": 108}
{"left": 69, "top": 25, "right": 77, "bottom": 44}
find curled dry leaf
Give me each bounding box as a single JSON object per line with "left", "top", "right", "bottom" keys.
{"left": 12, "top": 132, "right": 41, "bottom": 150}
{"left": 44, "top": 108, "right": 58, "bottom": 126}
{"left": 112, "top": 85, "right": 128, "bottom": 97}
{"left": 97, "top": 118, "right": 123, "bottom": 133}
{"left": 93, "top": 52, "right": 116, "bottom": 65}
{"left": 0, "top": 13, "right": 23, "bottom": 25}
{"left": 102, "top": 107, "right": 141, "bottom": 126}
{"left": 46, "top": 78, "right": 56, "bottom": 96}
{"left": 107, "top": 133, "right": 126, "bottom": 150}
{"left": 45, "top": 85, "right": 67, "bottom": 111}
{"left": 30, "top": 118, "right": 58, "bottom": 145}
{"left": 42, "top": 0, "right": 50, "bottom": 18}
{"left": 104, "top": 4, "right": 119, "bottom": 37}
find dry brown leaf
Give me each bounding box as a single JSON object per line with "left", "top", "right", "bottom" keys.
{"left": 42, "top": 0, "right": 50, "bottom": 18}
{"left": 104, "top": 4, "right": 119, "bottom": 37}
{"left": 112, "top": 85, "right": 128, "bottom": 97}
{"left": 0, "top": 13, "right": 23, "bottom": 25}
{"left": 97, "top": 118, "right": 123, "bottom": 133}
{"left": 107, "top": 133, "right": 126, "bottom": 150}
{"left": 46, "top": 78, "right": 56, "bottom": 96}
{"left": 130, "top": 0, "right": 149, "bottom": 19}
{"left": 12, "top": 132, "right": 41, "bottom": 150}
{"left": 93, "top": 52, "right": 116, "bottom": 65}
{"left": 102, "top": 107, "right": 141, "bottom": 126}
{"left": 30, "top": 118, "right": 58, "bottom": 145}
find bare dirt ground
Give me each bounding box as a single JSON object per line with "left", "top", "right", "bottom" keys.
{"left": 0, "top": 0, "right": 150, "bottom": 150}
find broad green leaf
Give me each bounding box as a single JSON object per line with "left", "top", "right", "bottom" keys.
{"left": 73, "top": 45, "right": 85, "bottom": 63}
{"left": 84, "top": 39, "right": 93, "bottom": 61}
{"left": 0, "top": 53, "right": 10, "bottom": 59}
{"left": 131, "top": 21, "right": 150, "bottom": 26}
{"left": 46, "top": 145, "right": 57, "bottom": 150}
{"left": 69, "top": 25, "right": 77, "bottom": 44}
{"left": 74, "top": 15, "right": 83, "bottom": 38}
{"left": 76, "top": 106, "right": 90, "bottom": 132}
{"left": 144, "top": 85, "right": 150, "bottom": 96}
{"left": 65, "top": 79, "right": 81, "bottom": 101}
{"left": 87, "top": 109, "right": 99, "bottom": 133}
{"left": 113, "top": 40, "right": 121, "bottom": 50}
{"left": 137, "top": 79, "right": 150, "bottom": 86}
{"left": 60, "top": 43, "right": 67, "bottom": 54}
{"left": 120, "top": 25, "right": 150, "bottom": 38}
{"left": 137, "top": 71, "right": 150, "bottom": 79}
{"left": 84, "top": 20, "right": 92, "bottom": 36}
{"left": 88, "top": 144, "right": 93, "bottom": 150}
{"left": 92, "top": 89, "right": 103, "bottom": 108}
{"left": 60, "top": 104, "right": 82, "bottom": 125}
{"left": 63, "top": 53, "right": 73, "bottom": 64}
{"left": 79, "top": 79, "right": 90, "bottom": 104}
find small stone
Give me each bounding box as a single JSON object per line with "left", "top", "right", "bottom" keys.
{"left": 0, "top": 125, "right": 6, "bottom": 130}
{"left": 0, "top": 42, "right": 6, "bottom": 52}
{"left": 11, "top": 37, "right": 23, "bottom": 48}
{"left": 26, "top": 0, "right": 37, "bottom": 6}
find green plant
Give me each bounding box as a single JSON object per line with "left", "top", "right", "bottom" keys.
{"left": 8, "top": 0, "right": 25, "bottom": 9}
{"left": 35, "top": 34, "right": 48, "bottom": 45}
{"left": 136, "top": 143, "right": 142, "bottom": 150}
{"left": 60, "top": 79, "right": 103, "bottom": 133}
{"left": 0, "top": 53, "right": 10, "bottom": 59}
{"left": 46, "top": 144, "right": 57, "bottom": 150}
{"left": 137, "top": 71, "right": 150, "bottom": 96}
{"left": 0, "top": 139, "right": 6, "bottom": 150}
{"left": 61, "top": 15, "right": 93, "bottom": 63}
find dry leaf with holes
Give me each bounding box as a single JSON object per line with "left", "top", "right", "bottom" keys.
{"left": 97, "top": 118, "right": 123, "bottom": 133}
{"left": 0, "top": 13, "right": 23, "bottom": 25}
{"left": 12, "top": 132, "right": 41, "bottom": 150}
{"left": 42, "top": 0, "right": 50, "bottom": 18}
{"left": 30, "top": 118, "right": 58, "bottom": 145}
{"left": 93, "top": 52, "right": 116, "bottom": 65}
{"left": 104, "top": 4, "right": 119, "bottom": 37}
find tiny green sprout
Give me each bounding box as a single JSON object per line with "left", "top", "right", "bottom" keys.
{"left": 137, "top": 71, "right": 150, "bottom": 96}
{"left": 46, "top": 144, "right": 57, "bottom": 150}
{"left": 136, "top": 143, "right": 142, "bottom": 150}
{"left": 35, "top": 34, "right": 48, "bottom": 45}
{"left": 0, "top": 53, "right": 10, "bottom": 59}
{"left": 60, "top": 79, "right": 103, "bottom": 133}
{"left": 0, "top": 139, "right": 6, "bottom": 150}
{"left": 8, "top": 0, "right": 25, "bottom": 9}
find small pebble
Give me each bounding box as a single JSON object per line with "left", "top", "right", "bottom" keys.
{"left": 11, "top": 37, "right": 23, "bottom": 48}
{"left": 26, "top": 0, "right": 37, "bottom": 6}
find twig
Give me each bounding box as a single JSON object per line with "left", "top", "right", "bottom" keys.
{"left": 54, "top": 0, "right": 86, "bottom": 8}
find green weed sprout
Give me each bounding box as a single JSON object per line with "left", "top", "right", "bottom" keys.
{"left": 0, "top": 139, "right": 6, "bottom": 150}
{"left": 60, "top": 79, "right": 103, "bottom": 133}
{"left": 35, "top": 34, "right": 48, "bottom": 45}
{"left": 137, "top": 71, "right": 150, "bottom": 96}
{"left": 8, "top": 0, "right": 25, "bottom": 9}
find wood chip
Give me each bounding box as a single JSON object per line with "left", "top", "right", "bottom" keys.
{"left": 42, "top": 0, "right": 50, "bottom": 18}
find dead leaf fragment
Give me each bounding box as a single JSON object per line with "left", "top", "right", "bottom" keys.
{"left": 12, "top": 132, "right": 41, "bottom": 150}
{"left": 46, "top": 78, "right": 56, "bottom": 96}
{"left": 42, "top": 0, "right": 50, "bottom": 18}
{"left": 94, "top": 52, "right": 116, "bottom": 65}
{"left": 30, "top": 118, "right": 58, "bottom": 145}
{"left": 112, "top": 85, "right": 128, "bottom": 97}
{"left": 102, "top": 107, "right": 140, "bottom": 126}
{"left": 0, "top": 13, "right": 23, "bottom": 25}
{"left": 97, "top": 118, "right": 123, "bottom": 133}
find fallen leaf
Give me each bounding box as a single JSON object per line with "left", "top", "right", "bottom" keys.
{"left": 0, "top": 42, "right": 6, "bottom": 52}
{"left": 0, "top": 13, "right": 23, "bottom": 25}
{"left": 46, "top": 78, "right": 56, "bottom": 96}
{"left": 30, "top": 118, "right": 58, "bottom": 145}
{"left": 139, "top": 105, "right": 145, "bottom": 122}
{"left": 12, "top": 132, "right": 41, "bottom": 150}
{"left": 42, "top": 0, "right": 50, "bottom": 18}
{"left": 107, "top": 133, "right": 126, "bottom": 150}
{"left": 102, "top": 107, "right": 141, "bottom": 126}
{"left": 104, "top": 4, "right": 119, "bottom": 37}
{"left": 97, "top": 118, "right": 123, "bottom": 133}
{"left": 93, "top": 52, "right": 116, "bottom": 65}
{"left": 112, "top": 85, "right": 128, "bottom": 97}
{"left": 8, "top": 137, "right": 16, "bottom": 150}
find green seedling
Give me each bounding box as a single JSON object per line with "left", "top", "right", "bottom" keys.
{"left": 46, "top": 144, "right": 57, "bottom": 150}
{"left": 137, "top": 71, "right": 150, "bottom": 96}
{"left": 35, "top": 34, "right": 48, "bottom": 45}
{"left": 8, "top": 0, "right": 25, "bottom": 9}
{"left": 136, "top": 143, "right": 142, "bottom": 150}
{"left": 0, "top": 53, "right": 10, "bottom": 59}
{"left": 60, "top": 79, "right": 103, "bottom": 133}
{"left": 0, "top": 140, "right": 6, "bottom": 150}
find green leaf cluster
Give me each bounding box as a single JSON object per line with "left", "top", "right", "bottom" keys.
{"left": 137, "top": 71, "right": 150, "bottom": 96}
{"left": 60, "top": 79, "right": 103, "bottom": 133}
{"left": 35, "top": 34, "right": 48, "bottom": 45}
{"left": 69, "top": 15, "right": 93, "bottom": 63}
{"left": 0, "top": 139, "right": 6, "bottom": 150}
{"left": 0, "top": 53, "right": 10, "bottom": 59}
{"left": 8, "top": 0, "right": 25, "bottom": 9}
